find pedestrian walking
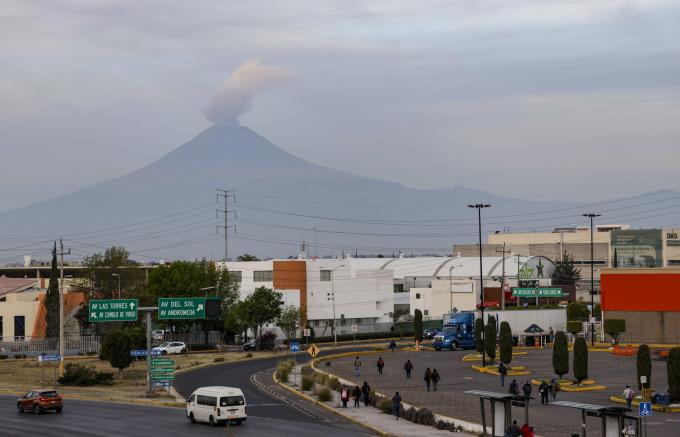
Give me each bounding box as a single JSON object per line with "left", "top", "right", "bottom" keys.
{"left": 424, "top": 367, "right": 432, "bottom": 392}
{"left": 498, "top": 362, "right": 508, "bottom": 387}
{"left": 361, "top": 381, "right": 371, "bottom": 406}
{"left": 377, "top": 357, "right": 385, "bottom": 375}
{"left": 404, "top": 359, "right": 413, "bottom": 379}
{"left": 352, "top": 385, "right": 361, "bottom": 407}
{"left": 389, "top": 340, "right": 397, "bottom": 353}
{"left": 353, "top": 357, "right": 362, "bottom": 377}
{"left": 549, "top": 379, "right": 558, "bottom": 402}
{"left": 520, "top": 423, "right": 534, "bottom": 437}
{"left": 623, "top": 385, "right": 635, "bottom": 411}
{"left": 539, "top": 381, "right": 549, "bottom": 404}
{"left": 431, "top": 369, "right": 441, "bottom": 391}
{"left": 505, "top": 420, "right": 521, "bottom": 437}
{"left": 392, "top": 392, "right": 402, "bottom": 420}
{"left": 340, "top": 385, "right": 349, "bottom": 408}
{"left": 508, "top": 379, "right": 520, "bottom": 395}
{"left": 548, "top": 327, "right": 554, "bottom": 343}
{"left": 522, "top": 381, "right": 532, "bottom": 400}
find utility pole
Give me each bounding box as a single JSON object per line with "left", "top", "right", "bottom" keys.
{"left": 496, "top": 243, "right": 511, "bottom": 310}
{"left": 468, "top": 203, "right": 491, "bottom": 368}
{"left": 57, "top": 239, "right": 70, "bottom": 376}
{"left": 217, "top": 189, "right": 236, "bottom": 261}
{"left": 583, "top": 213, "right": 601, "bottom": 346}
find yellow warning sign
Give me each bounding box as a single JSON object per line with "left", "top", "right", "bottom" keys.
{"left": 307, "top": 345, "right": 320, "bottom": 358}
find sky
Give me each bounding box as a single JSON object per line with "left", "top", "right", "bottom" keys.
{"left": 2, "top": 0, "right": 680, "bottom": 212}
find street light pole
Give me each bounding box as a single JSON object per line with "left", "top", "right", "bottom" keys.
{"left": 326, "top": 264, "right": 345, "bottom": 347}
{"left": 112, "top": 273, "right": 121, "bottom": 299}
{"left": 468, "top": 204, "right": 491, "bottom": 367}
{"left": 583, "top": 213, "right": 601, "bottom": 347}
{"left": 199, "top": 286, "right": 216, "bottom": 298}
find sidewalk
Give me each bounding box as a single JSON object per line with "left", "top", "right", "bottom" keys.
{"left": 278, "top": 365, "right": 476, "bottom": 437}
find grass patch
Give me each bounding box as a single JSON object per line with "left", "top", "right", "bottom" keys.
{"left": 301, "top": 375, "right": 314, "bottom": 391}
{"left": 315, "top": 386, "right": 332, "bottom": 402}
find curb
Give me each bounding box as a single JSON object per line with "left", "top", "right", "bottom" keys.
{"left": 609, "top": 396, "right": 680, "bottom": 413}
{"left": 470, "top": 365, "right": 530, "bottom": 376}
{"left": 272, "top": 370, "right": 392, "bottom": 437}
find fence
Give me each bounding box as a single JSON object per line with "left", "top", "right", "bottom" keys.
{"left": 157, "top": 331, "right": 224, "bottom": 346}
{"left": 0, "top": 336, "right": 100, "bottom": 356}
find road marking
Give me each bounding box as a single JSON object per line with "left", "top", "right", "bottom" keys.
{"left": 462, "top": 377, "right": 473, "bottom": 380}
{"left": 248, "top": 403, "right": 285, "bottom": 407}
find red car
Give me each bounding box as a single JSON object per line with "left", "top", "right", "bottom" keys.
{"left": 17, "top": 390, "right": 63, "bottom": 414}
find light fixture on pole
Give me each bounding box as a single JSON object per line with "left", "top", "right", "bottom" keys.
{"left": 321, "top": 264, "right": 345, "bottom": 347}
{"left": 199, "top": 286, "right": 216, "bottom": 298}
{"left": 112, "top": 273, "right": 121, "bottom": 299}
{"left": 468, "top": 203, "right": 491, "bottom": 367}
{"left": 582, "top": 213, "right": 601, "bottom": 347}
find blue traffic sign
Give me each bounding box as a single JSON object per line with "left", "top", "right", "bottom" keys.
{"left": 39, "top": 354, "right": 62, "bottom": 362}
{"left": 289, "top": 342, "right": 300, "bottom": 352}
{"left": 152, "top": 381, "right": 173, "bottom": 387}
{"left": 639, "top": 402, "right": 652, "bottom": 417}
{"left": 130, "top": 349, "right": 160, "bottom": 357}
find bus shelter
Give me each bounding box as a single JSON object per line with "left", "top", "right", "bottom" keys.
{"left": 464, "top": 390, "right": 532, "bottom": 437}
{"left": 550, "top": 400, "right": 641, "bottom": 437}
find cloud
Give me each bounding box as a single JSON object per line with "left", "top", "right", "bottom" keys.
{"left": 203, "top": 60, "right": 292, "bottom": 123}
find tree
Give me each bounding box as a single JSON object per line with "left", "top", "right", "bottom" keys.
{"left": 499, "top": 321, "right": 513, "bottom": 365}
{"left": 573, "top": 337, "right": 589, "bottom": 384}
{"left": 414, "top": 309, "right": 423, "bottom": 343}
{"left": 224, "top": 300, "right": 250, "bottom": 341}
{"left": 567, "top": 302, "right": 590, "bottom": 321}
{"left": 552, "top": 252, "right": 581, "bottom": 285}
{"left": 637, "top": 344, "right": 651, "bottom": 390}
{"left": 552, "top": 331, "right": 569, "bottom": 379}
{"left": 45, "top": 243, "right": 60, "bottom": 338}
{"left": 277, "top": 306, "right": 301, "bottom": 341}
{"left": 244, "top": 287, "right": 283, "bottom": 345}
{"left": 604, "top": 319, "right": 626, "bottom": 345}
{"left": 474, "top": 318, "right": 485, "bottom": 354}
{"left": 567, "top": 321, "right": 583, "bottom": 335}
{"left": 668, "top": 347, "right": 680, "bottom": 402}
{"left": 485, "top": 316, "right": 497, "bottom": 362}
{"left": 73, "top": 246, "right": 145, "bottom": 301}
{"left": 99, "top": 328, "right": 143, "bottom": 375}
{"left": 592, "top": 304, "right": 602, "bottom": 321}
{"left": 237, "top": 254, "right": 259, "bottom": 261}
{"left": 613, "top": 248, "right": 619, "bottom": 268}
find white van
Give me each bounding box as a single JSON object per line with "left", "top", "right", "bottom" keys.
{"left": 186, "top": 386, "right": 247, "bottom": 426}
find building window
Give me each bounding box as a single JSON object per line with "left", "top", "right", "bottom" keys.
{"left": 229, "top": 271, "right": 242, "bottom": 282}
{"left": 14, "top": 315, "right": 25, "bottom": 339}
{"left": 424, "top": 310, "right": 429, "bottom": 316}
{"left": 354, "top": 318, "right": 362, "bottom": 324}
{"left": 253, "top": 270, "right": 273, "bottom": 282}
{"left": 393, "top": 284, "right": 404, "bottom": 293}
{"left": 668, "top": 260, "right": 680, "bottom": 265}
{"left": 416, "top": 293, "right": 421, "bottom": 299}
{"left": 320, "top": 270, "right": 331, "bottom": 281}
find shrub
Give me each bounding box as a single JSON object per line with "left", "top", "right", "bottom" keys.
{"left": 327, "top": 376, "right": 341, "bottom": 391}
{"left": 314, "top": 372, "right": 328, "bottom": 385}
{"left": 499, "top": 321, "right": 513, "bottom": 365}
{"left": 414, "top": 309, "right": 423, "bottom": 343}
{"left": 0, "top": 355, "right": 8, "bottom": 360}
{"left": 275, "top": 360, "right": 293, "bottom": 382}
{"left": 213, "top": 357, "right": 225, "bottom": 363}
{"left": 405, "top": 407, "right": 417, "bottom": 421}
{"left": 100, "top": 329, "right": 134, "bottom": 374}
{"left": 417, "top": 408, "right": 436, "bottom": 426}
{"left": 315, "top": 386, "right": 332, "bottom": 402}
{"left": 637, "top": 344, "right": 651, "bottom": 390}
{"left": 485, "top": 316, "right": 497, "bottom": 362}
{"left": 604, "top": 319, "right": 626, "bottom": 345}
{"left": 245, "top": 352, "right": 253, "bottom": 358}
{"left": 667, "top": 347, "right": 680, "bottom": 402}
{"left": 567, "top": 302, "right": 590, "bottom": 321}
{"left": 301, "top": 375, "right": 314, "bottom": 391}
{"left": 573, "top": 337, "right": 588, "bottom": 384}
{"left": 379, "top": 397, "right": 393, "bottom": 414}
{"left": 14, "top": 353, "right": 26, "bottom": 359}
{"left": 566, "top": 321, "right": 583, "bottom": 335}
{"left": 58, "top": 363, "right": 113, "bottom": 386}
{"left": 301, "top": 365, "right": 313, "bottom": 376}
{"left": 552, "top": 331, "right": 569, "bottom": 379}
{"left": 474, "top": 318, "right": 485, "bottom": 354}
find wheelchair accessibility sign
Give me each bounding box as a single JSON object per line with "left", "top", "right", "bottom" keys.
{"left": 639, "top": 402, "right": 652, "bottom": 417}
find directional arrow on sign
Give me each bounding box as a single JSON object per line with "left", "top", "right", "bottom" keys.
{"left": 197, "top": 304, "right": 204, "bottom": 311}
{"left": 91, "top": 313, "right": 97, "bottom": 319}
{"left": 130, "top": 302, "right": 135, "bottom": 309}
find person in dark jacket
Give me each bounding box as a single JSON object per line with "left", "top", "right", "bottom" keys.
{"left": 424, "top": 367, "right": 433, "bottom": 392}
{"left": 522, "top": 381, "right": 532, "bottom": 400}
{"left": 498, "top": 362, "right": 508, "bottom": 387}
{"left": 361, "top": 381, "right": 371, "bottom": 406}
{"left": 506, "top": 420, "right": 521, "bottom": 437}
{"left": 377, "top": 357, "right": 385, "bottom": 375}
{"left": 431, "top": 369, "right": 441, "bottom": 391}
{"left": 508, "top": 379, "right": 520, "bottom": 395}
{"left": 539, "top": 381, "right": 550, "bottom": 404}
{"left": 549, "top": 379, "right": 558, "bottom": 402}
{"left": 389, "top": 340, "right": 397, "bottom": 353}
{"left": 353, "top": 385, "right": 361, "bottom": 407}
{"left": 392, "top": 392, "right": 402, "bottom": 420}
{"left": 404, "top": 360, "right": 413, "bottom": 379}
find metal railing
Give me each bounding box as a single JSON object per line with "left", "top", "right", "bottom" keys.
{"left": 0, "top": 336, "right": 100, "bottom": 355}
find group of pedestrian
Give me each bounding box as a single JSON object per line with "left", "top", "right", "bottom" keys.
{"left": 507, "top": 378, "right": 558, "bottom": 403}
{"left": 423, "top": 367, "right": 441, "bottom": 392}
{"left": 352, "top": 357, "right": 442, "bottom": 392}
{"left": 504, "top": 420, "right": 535, "bottom": 437}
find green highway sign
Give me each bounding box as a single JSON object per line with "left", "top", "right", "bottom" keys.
{"left": 151, "top": 359, "right": 174, "bottom": 366}
{"left": 512, "top": 287, "right": 564, "bottom": 298}
{"left": 158, "top": 297, "right": 206, "bottom": 320}
{"left": 151, "top": 375, "right": 175, "bottom": 381}
{"left": 88, "top": 299, "right": 138, "bottom": 322}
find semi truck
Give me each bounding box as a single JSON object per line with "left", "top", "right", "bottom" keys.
{"left": 431, "top": 312, "right": 475, "bottom": 351}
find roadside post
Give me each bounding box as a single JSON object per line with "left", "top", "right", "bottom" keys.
{"left": 289, "top": 341, "right": 300, "bottom": 386}
{"left": 639, "top": 401, "right": 651, "bottom": 437}
{"left": 351, "top": 324, "right": 358, "bottom": 350}
{"left": 303, "top": 328, "right": 311, "bottom": 346}
{"left": 38, "top": 354, "right": 61, "bottom": 387}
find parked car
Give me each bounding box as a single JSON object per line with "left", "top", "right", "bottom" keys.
{"left": 186, "top": 386, "right": 247, "bottom": 426}
{"left": 152, "top": 341, "right": 187, "bottom": 355}
{"left": 423, "top": 328, "right": 439, "bottom": 340}
{"left": 17, "top": 390, "right": 63, "bottom": 414}
{"left": 242, "top": 339, "right": 257, "bottom": 351}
